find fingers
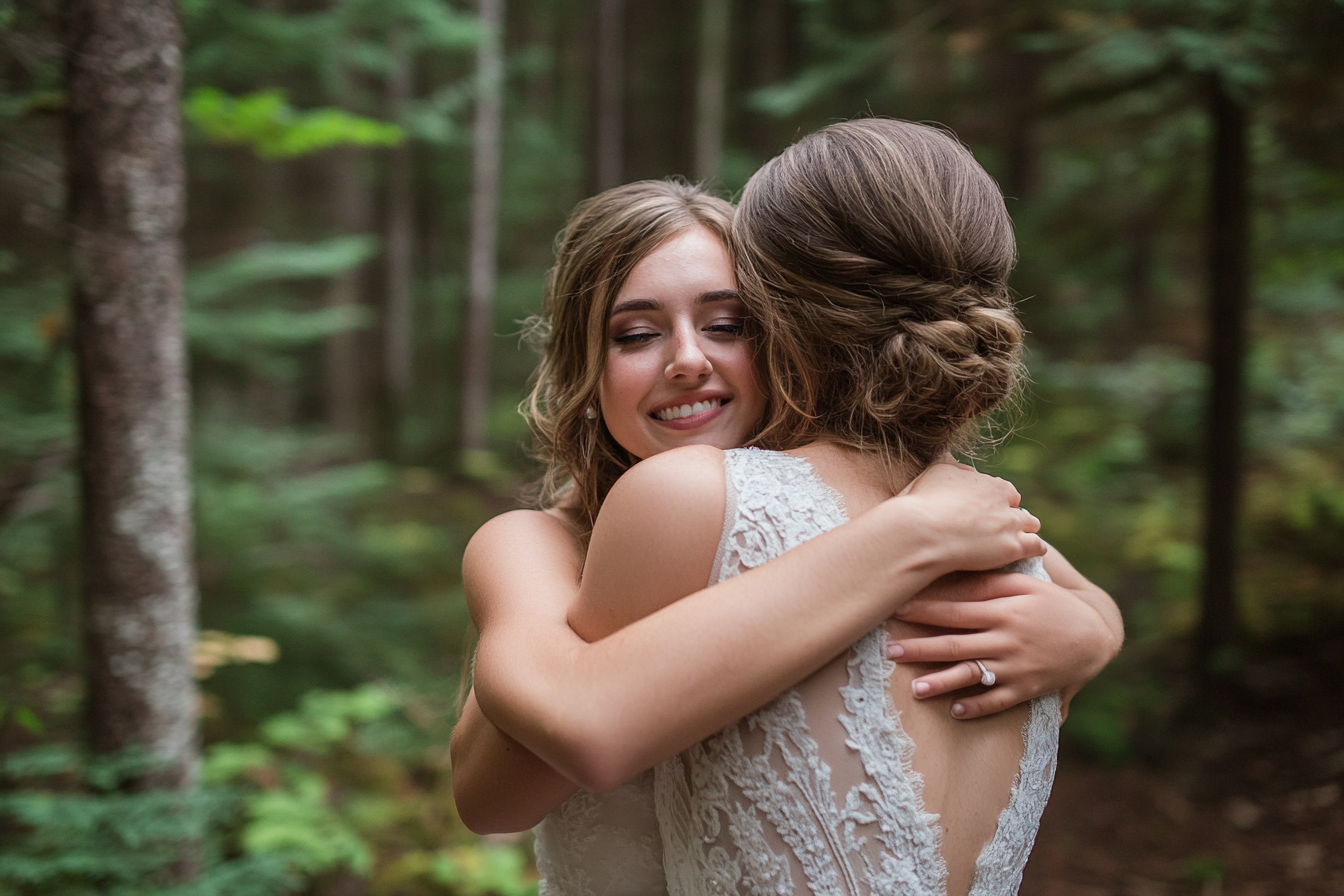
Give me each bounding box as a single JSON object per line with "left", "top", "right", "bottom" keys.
{"left": 950, "top": 689, "right": 1022, "bottom": 720}
{"left": 900, "top": 659, "right": 1031, "bottom": 719}
{"left": 908, "top": 572, "right": 1037, "bottom": 605}
{"left": 887, "top": 628, "right": 1002, "bottom": 664}
{"left": 908, "top": 660, "right": 985, "bottom": 697}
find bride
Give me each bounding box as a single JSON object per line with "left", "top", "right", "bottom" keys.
{"left": 570, "top": 118, "right": 1069, "bottom": 894}
{"left": 452, "top": 138, "right": 1121, "bottom": 893}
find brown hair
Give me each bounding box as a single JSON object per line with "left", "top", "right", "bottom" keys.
{"left": 735, "top": 118, "right": 1025, "bottom": 477}
{"left": 523, "top": 179, "right": 735, "bottom": 532}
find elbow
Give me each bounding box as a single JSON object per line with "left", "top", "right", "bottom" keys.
{"left": 452, "top": 784, "right": 504, "bottom": 836}
{"left": 547, "top": 715, "right": 646, "bottom": 793}
{"left": 453, "top": 782, "right": 545, "bottom": 836}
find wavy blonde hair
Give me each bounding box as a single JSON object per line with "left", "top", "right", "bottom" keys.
{"left": 523, "top": 179, "right": 735, "bottom": 533}
{"left": 735, "top": 119, "right": 1026, "bottom": 476}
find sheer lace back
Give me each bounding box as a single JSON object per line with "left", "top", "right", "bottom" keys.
{"left": 535, "top": 769, "right": 666, "bottom": 896}
{"left": 655, "top": 448, "right": 1060, "bottom": 896}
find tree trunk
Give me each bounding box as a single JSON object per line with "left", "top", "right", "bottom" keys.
{"left": 385, "top": 27, "right": 415, "bottom": 425}
{"left": 594, "top": 0, "right": 624, "bottom": 190}
{"left": 461, "top": 0, "right": 504, "bottom": 456}
{"left": 323, "top": 146, "right": 372, "bottom": 443}
{"left": 64, "top": 0, "right": 198, "bottom": 792}
{"left": 747, "top": 0, "right": 789, "bottom": 160}
{"left": 693, "top": 0, "right": 730, "bottom": 184}
{"left": 1198, "top": 72, "right": 1249, "bottom": 675}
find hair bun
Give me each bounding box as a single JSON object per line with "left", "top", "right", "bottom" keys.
{"left": 738, "top": 118, "right": 1025, "bottom": 470}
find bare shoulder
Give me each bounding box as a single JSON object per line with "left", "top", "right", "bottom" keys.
{"left": 463, "top": 509, "right": 584, "bottom": 626}
{"left": 572, "top": 445, "right": 728, "bottom": 640}
{"left": 603, "top": 444, "right": 728, "bottom": 520}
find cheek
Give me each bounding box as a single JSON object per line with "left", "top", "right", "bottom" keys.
{"left": 598, "top": 356, "right": 649, "bottom": 426}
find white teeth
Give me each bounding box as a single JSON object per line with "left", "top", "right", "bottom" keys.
{"left": 657, "top": 399, "right": 722, "bottom": 421}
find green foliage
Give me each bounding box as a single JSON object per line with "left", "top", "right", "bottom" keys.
{"left": 1181, "top": 853, "right": 1226, "bottom": 885}
{"left": 0, "top": 685, "right": 539, "bottom": 896}
{"left": 185, "top": 88, "right": 403, "bottom": 158}
{"left": 428, "top": 844, "right": 539, "bottom": 896}
{"left": 198, "top": 686, "right": 536, "bottom": 894}
{"left": 0, "top": 747, "right": 295, "bottom": 896}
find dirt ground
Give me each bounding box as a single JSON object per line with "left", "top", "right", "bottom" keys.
{"left": 1022, "top": 634, "right": 1344, "bottom": 895}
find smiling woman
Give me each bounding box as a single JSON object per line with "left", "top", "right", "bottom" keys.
{"left": 450, "top": 176, "right": 1121, "bottom": 895}
{"left": 599, "top": 226, "right": 765, "bottom": 461}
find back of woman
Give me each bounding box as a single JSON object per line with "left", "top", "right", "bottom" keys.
{"left": 654, "top": 120, "right": 1060, "bottom": 896}
{"left": 655, "top": 447, "right": 1058, "bottom": 896}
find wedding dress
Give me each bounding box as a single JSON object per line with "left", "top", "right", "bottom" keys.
{"left": 534, "top": 448, "right": 1059, "bottom": 896}
{"left": 654, "top": 448, "right": 1060, "bottom": 896}
{"left": 534, "top": 768, "right": 666, "bottom": 896}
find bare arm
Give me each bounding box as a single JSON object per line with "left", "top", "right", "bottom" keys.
{"left": 534, "top": 448, "right": 1043, "bottom": 787}
{"left": 452, "top": 451, "right": 1051, "bottom": 830}
{"left": 451, "top": 689, "right": 578, "bottom": 832}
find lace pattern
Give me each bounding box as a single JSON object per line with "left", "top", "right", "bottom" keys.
{"left": 656, "top": 448, "right": 1060, "bottom": 896}
{"left": 535, "top": 769, "right": 667, "bottom": 896}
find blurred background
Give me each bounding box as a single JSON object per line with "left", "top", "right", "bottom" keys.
{"left": 1, "top": 0, "right": 1342, "bottom": 893}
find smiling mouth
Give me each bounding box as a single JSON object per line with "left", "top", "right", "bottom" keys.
{"left": 654, "top": 398, "right": 726, "bottom": 421}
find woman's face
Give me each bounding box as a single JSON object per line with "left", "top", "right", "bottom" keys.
{"left": 598, "top": 225, "right": 766, "bottom": 461}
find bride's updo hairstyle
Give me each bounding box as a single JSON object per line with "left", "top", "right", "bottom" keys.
{"left": 524, "top": 179, "right": 735, "bottom": 532}
{"left": 735, "top": 118, "right": 1025, "bottom": 473}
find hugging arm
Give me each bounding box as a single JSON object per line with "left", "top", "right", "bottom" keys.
{"left": 889, "top": 546, "right": 1124, "bottom": 720}
{"left": 452, "top": 449, "right": 1044, "bottom": 831}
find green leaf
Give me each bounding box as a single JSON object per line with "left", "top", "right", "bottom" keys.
{"left": 13, "top": 706, "right": 43, "bottom": 735}
{"left": 185, "top": 87, "right": 403, "bottom": 159}
{"left": 187, "top": 237, "right": 379, "bottom": 306}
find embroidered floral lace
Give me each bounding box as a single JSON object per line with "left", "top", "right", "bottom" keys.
{"left": 535, "top": 768, "right": 668, "bottom": 896}
{"left": 654, "top": 448, "right": 1060, "bottom": 896}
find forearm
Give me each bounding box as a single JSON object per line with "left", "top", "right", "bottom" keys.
{"left": 477, "top": 498, "right": 961, "bottom": 791}
{"left": 1043, "top": 547, "right": 1124, "bottom": 665}
{"left": 451, "top": 689, "right": 578, "bottom": 833}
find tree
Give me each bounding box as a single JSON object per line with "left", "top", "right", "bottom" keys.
{"left": 593, "top": 0, "right": 624, "bottom": 189}
{"left": 693, "top": 0, "right": 730, "bottom": 183}
{"left": 462, "top": 0, "right": 505, "bottom": 458}
{"left": 1198, "top": 71, "right": 1249, "bottom": 673}
{"left": 385, "top": 26, "right": 416, "bottom": 426}
{"left": 64, "top": 0, "right": 197, "bottom": 791}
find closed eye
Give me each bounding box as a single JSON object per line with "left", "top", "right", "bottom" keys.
{"left": 612, "top": 330, "right": 659, "bottom": 345}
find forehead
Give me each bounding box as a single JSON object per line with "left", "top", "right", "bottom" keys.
{"left": 617, "top": 226, "right": 734, "bottom": 296}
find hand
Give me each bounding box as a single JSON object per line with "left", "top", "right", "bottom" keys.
{"left": 886, "top": 570, "right": 1114, "bottom": 720}
{"left": 898, "top": 462, "right": 1046, "bottom": 573}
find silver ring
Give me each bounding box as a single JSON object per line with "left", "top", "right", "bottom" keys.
{"left": 974, "top": 659, "right": 996, "bottom": 687}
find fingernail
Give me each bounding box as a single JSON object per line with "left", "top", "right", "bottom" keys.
{"left": 887, "top": 643, "right": 905, "bottom": 659}
{"left": 913, "top": 681, "right": 931, "bottom": 697}
{"left": 951, "top": 703, "right": 966, "bottom": 718}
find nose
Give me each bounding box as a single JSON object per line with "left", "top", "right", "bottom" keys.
{"left": 665, "top": 328, "right": 712, "bottom": 381}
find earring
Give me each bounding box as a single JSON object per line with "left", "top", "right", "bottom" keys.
{"left": 585, "top": 407, "right": 597, "bottom": 420}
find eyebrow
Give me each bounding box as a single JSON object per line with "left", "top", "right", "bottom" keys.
{"left": 610, "top": 289, "right": 741, "bottom": 316}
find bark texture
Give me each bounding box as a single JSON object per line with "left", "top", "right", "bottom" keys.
{"left": 64, "top": 0, "right": 198, "bottom": 790}
{"left": 693, "top": 0, "right": 730, "bottom": 183}
{"left": 594, "top": 0, "right": 624, "bottom": 189}
{"left": 385, "top": 28, "right": 415, "bottom": 417}
{"left": 462, "top": 0, "right": 504, "bottom": 453}
{"left": 1198, "top": 73, "right": 1248, "bottom": 673}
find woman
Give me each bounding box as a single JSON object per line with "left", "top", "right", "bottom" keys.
{"left": 449, "top": 179, "right": 1119, "bottom": 878}
{"left": 570, "top": 120, "right": 1067, "bottom": 895}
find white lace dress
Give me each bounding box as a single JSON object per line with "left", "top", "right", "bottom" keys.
{"left": 654, "top": 448, "right": 1060, "bottom": 896}
{"left": 534, "top": 769, "right": 667, "bottom": 896}
{"left": 533, "top": 447, "right": 1059, "bottom": 896}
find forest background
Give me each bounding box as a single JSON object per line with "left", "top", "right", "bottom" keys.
{"left": 1, "top": 0, "right": 1342, "bottom": 893}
